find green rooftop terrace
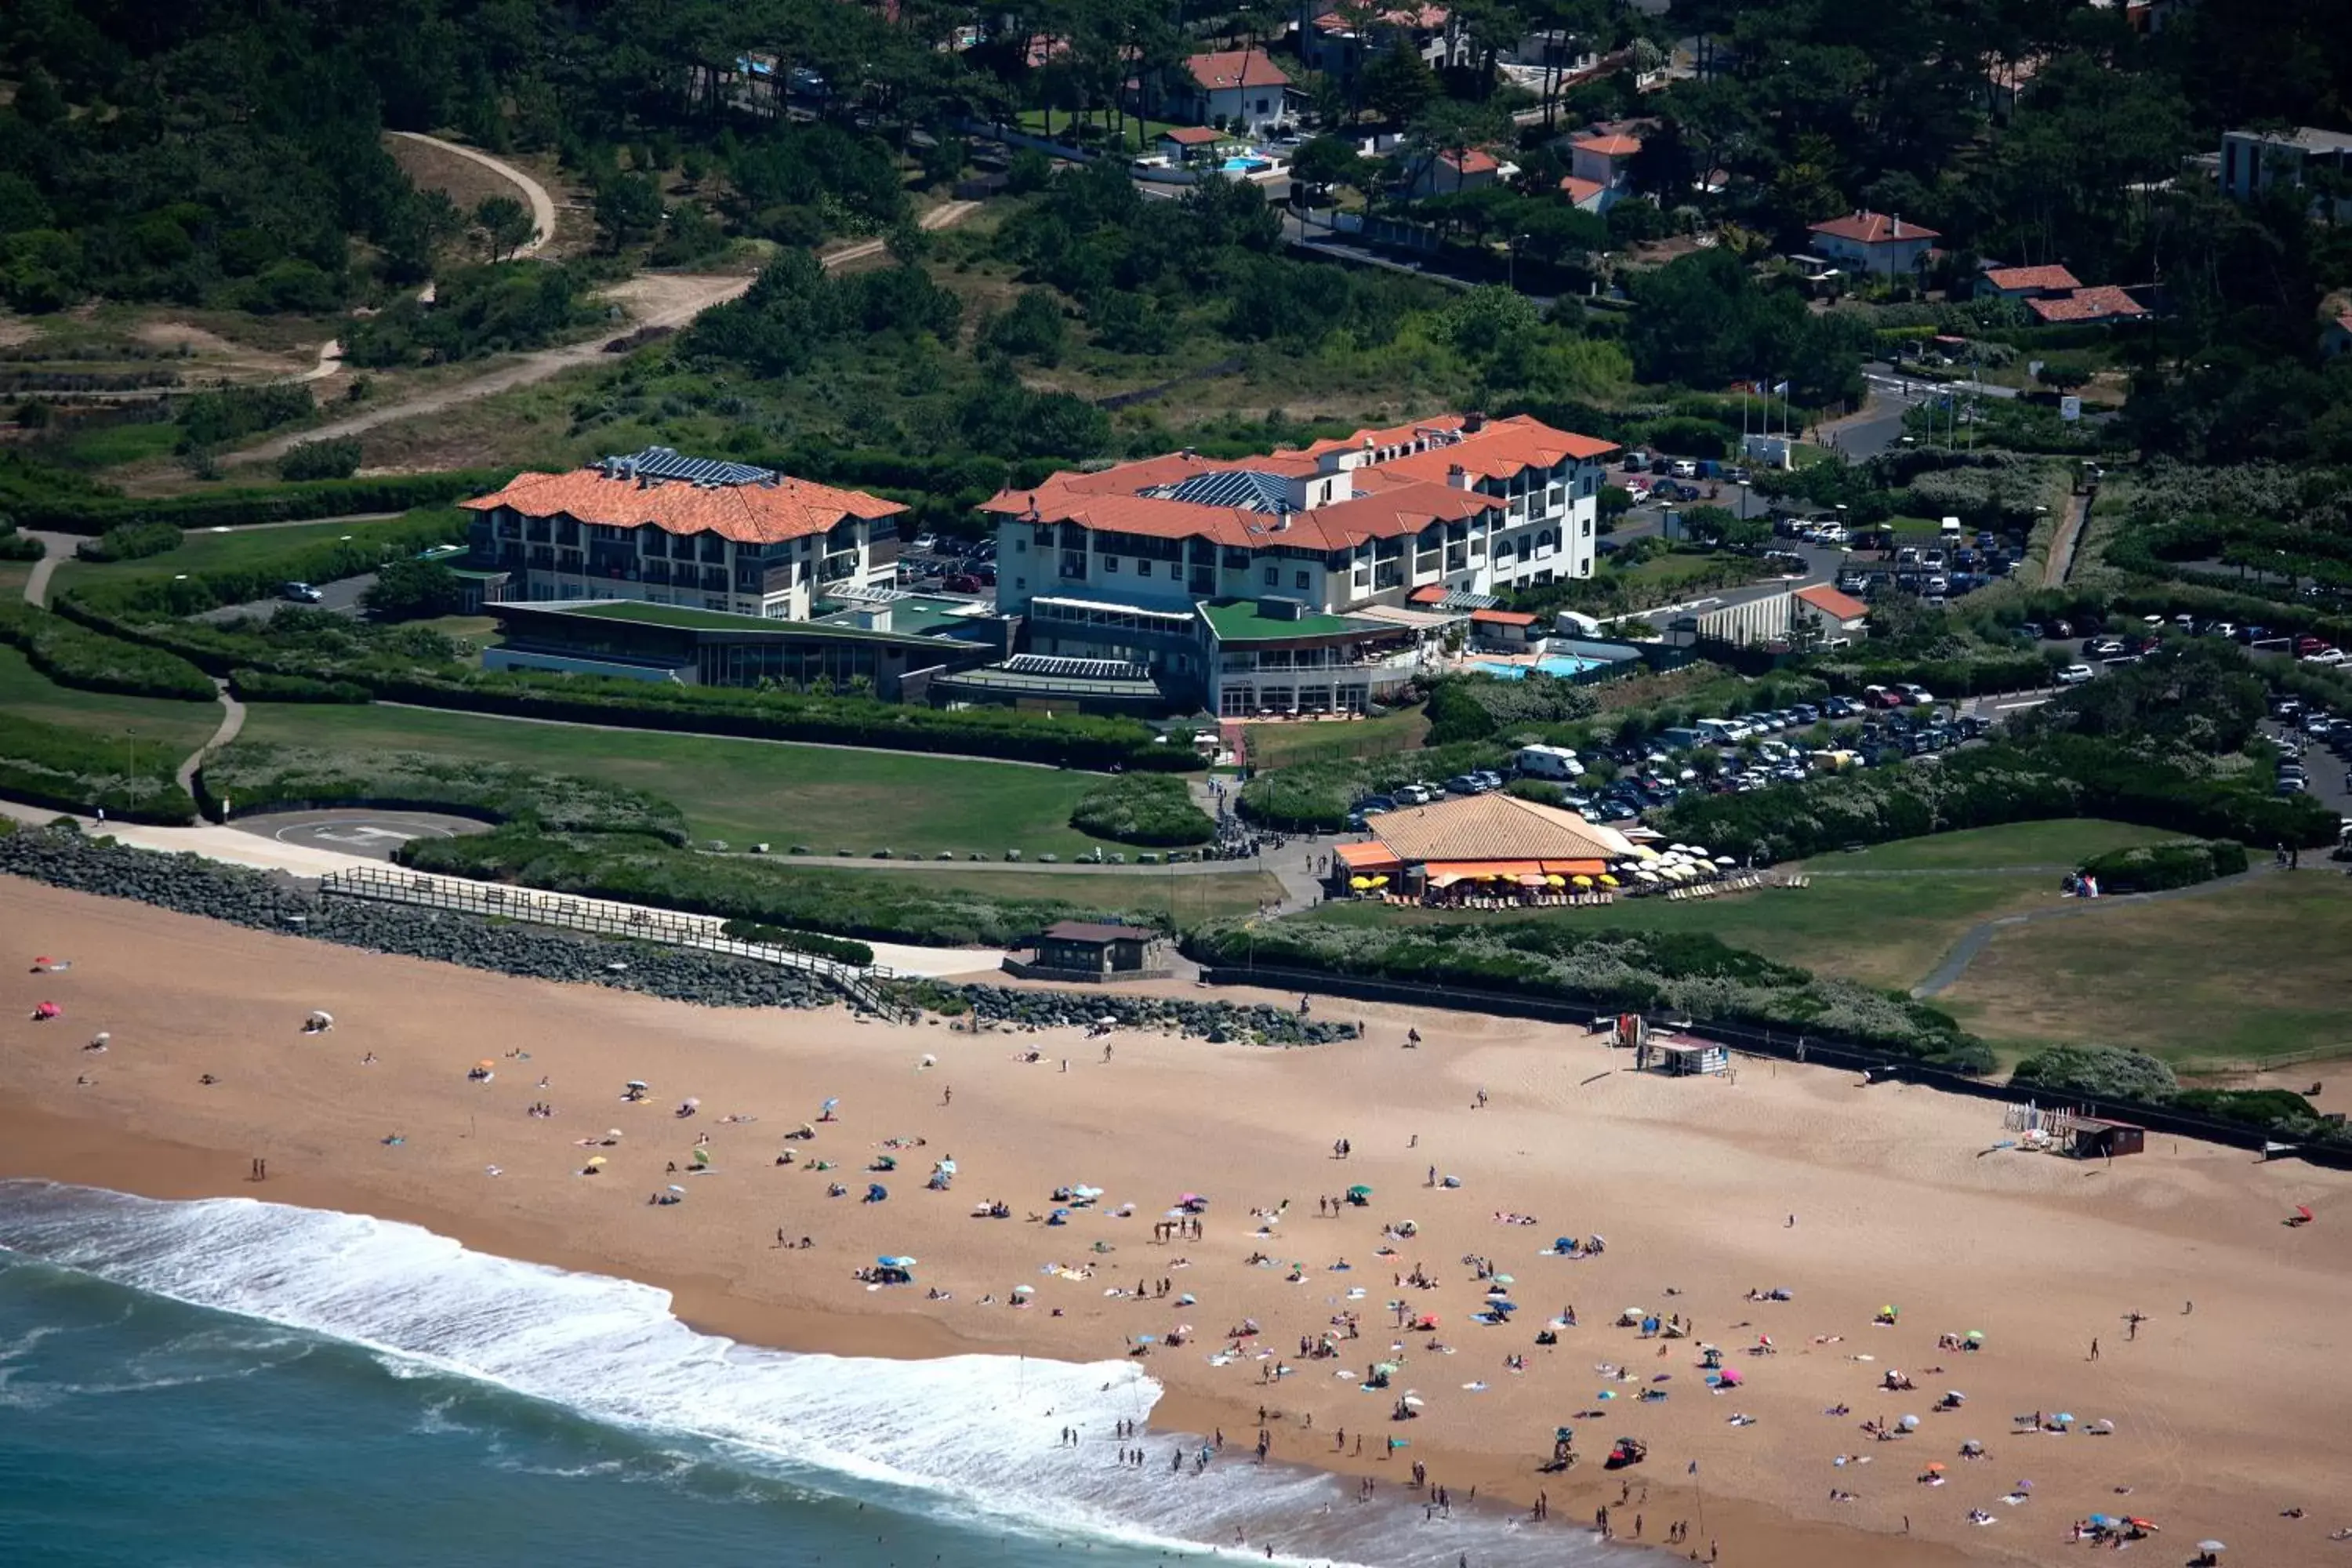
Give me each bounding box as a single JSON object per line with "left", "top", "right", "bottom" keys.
{"left": 1198, "top": 599, "right": 1380, "bottom": 642}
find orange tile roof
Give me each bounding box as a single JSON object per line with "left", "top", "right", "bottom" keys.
{"left": 1440, "top": 148, "right": 1501, "bottom": 175}
{"left": 1312, "top": 3, "right": 1448, "bottom": 31}
{"left": 1163, "top": 125, "right": 1225, "bottom": 145}
{"left": 1470, "top": 608, "right": 1539, "bottom": 626}
{"left": 1334, "top": 840, "right": 1404, "bottom": 869}
{"left": 1558, "top": 174, "right": 1606, "bottom": 206}
{"left": 1370, "top": 793, "right": 1634, "bottom": 863}
{"left": 1809, "top": 209, "right": 1940, "bottom": 245}
{"left": 1980, "top": 263, "right": 2082, "bottom": 293}
{"left": 1794, "top": 583, "right": 1869, "bottom": 621}
{"left": 463, "top": 469, "right": 903, "bottom": 545}
{"left": 1573, "top": 132, "right": 1642, "bottom": 157}
{"left": 1187, "top": 49, "right": 1290, "bottom": 90}
{"left": 1374, "top": 414, "right": 1618, "bottom": 484}
{"left": 1407, "top": 584, "right": 1450, "bottom": 604}
{"left": 2024, "top": 286, "right": 2147, "bottom": 324}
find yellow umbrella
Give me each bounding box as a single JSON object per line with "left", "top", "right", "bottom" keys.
{"left": 585, "top": 1156, "right": 608, "bottom": 1167}
{"left": 1573, "top": 875, "right": 1594, "bottom": 888}
{"left": 1370, "top": 874, "right": 1388, "bottom": 887}
{"left": 1350, "top": 876, "right": 1374, "bottom": 890}
{"left": 1545, "top": 873, "right": 1566, "bottom": 887}
{"left": 1598, "top": 873, "right": 1619, "bottom": 887}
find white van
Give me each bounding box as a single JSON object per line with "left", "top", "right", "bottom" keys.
{"left": 1694, "top": 717, "right": 1744, "bottom": 746}
{"left": 1515, "top": 743, "right": 1585, "bottom": 780}
{"left": 1940, "top": 516, "right": 1962, "bottom": 541}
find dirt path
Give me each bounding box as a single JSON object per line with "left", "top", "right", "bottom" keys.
{"left": 2042, "top": 490, "right": 2089, "bottom": 587}
{"left": 386, "top": 132, "right": 557, "bottom": 259}
{"left": 176, "top": 681, "right": 247, "bottom": 796}
{"left": 227, "top": 200, "right": 981, "bottom": 468}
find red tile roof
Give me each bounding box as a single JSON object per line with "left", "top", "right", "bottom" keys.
{"left": 2024, "top": 285, "right": 2147, "bottom": 324}
{"left": 1573, "top": 133, "right": 1642, "bottom": 158}
{"left": 1795, "top": 583, "right": 1869, "bottom": 621}
{"left": 1407, "top": 585, "right": 1450, "bottom": 604}
{"left": 1809, "top": 209, "right": 1940, "bottom": 245}
{"left": 1439, "top": 148, "right": 1501, "bottom": 175}
{"left": 1312, "top": 3, "right": 1448, "bottom": 31}
{"left": 1981, "top": 263, "right": 2082, "bottom": 294}
{"left": 1187, "top": 49, "right": 1290, "bottom": 90}
{"left": 1557, "top": 174, "right": 1605, "bottom": 206}
{"left": 463, "top": 469, "right": 903, "bottom": 545}
{"left": 1162, "top": 125, "right": 1225, "bottom": 145}
{"left": 1470, "top": 608, "right": 1539, "bottom": 626}
{"left": 1372, "top": 414, "right": 1618, "bottom": 484}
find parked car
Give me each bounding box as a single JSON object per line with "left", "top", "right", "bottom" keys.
{"left": 943, "top": 573, "right": 984, "bottom": 594}
{"left": 2056, "top": 663, "right": 2096, "bottom": 685}
{"left": 279, "top": 581, "right": 324, "bottom": 603}
{"left": 1669, "top": 459, "right": 1698, "bottom": 479}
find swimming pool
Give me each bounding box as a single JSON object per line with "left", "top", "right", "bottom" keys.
{"left": 1219, "top": 156, "right": 1272, "bottom": 174}
{"left": 1472, "top": 655, "right": 1603, "bottom": 680}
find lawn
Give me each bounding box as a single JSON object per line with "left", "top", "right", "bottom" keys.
{"left": 822, "top": 865, "right": 1283, "bottom": 927}
{"left": 1014, "top": 110, "right": 1195, "bottom": 155}
{"left": 1243, "top": 707, "right": 1428, "bottom": 769}
{"left": 56, "top": 419, "right": 179, "bottom": 470}
{"left": 231, "top": 700, "right": 1126, "bottom": 856}
{"left": 1939, "top": 873, "right": 2352, "bottom": 1070}
{"left": 44, "top": 514, "right": 445, "bottom": 603}
{"left": 0, "top": 644, "right": 224, "bottom": 757}
{"left": 1302, "top": 871, "right": 2060, "bottom": 993}
{"left": 1800, "top": 819, "right": 2186, "bottom": 873}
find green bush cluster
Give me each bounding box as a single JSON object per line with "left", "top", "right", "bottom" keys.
{"left": 1424, "top": 672, "right": 1600, "bottom": 746}
{"left": 1185, "top": 917, "right": 1991, "bottom": 1069}
{"left": 717, "top": 917, "right": 875, "bottom": 967}
{"left": 0, "top": 601, "right": 214, "bottom": 701}
{"left": 278, "top": 438, "right": 364, "bottom": 482}
{"left": 199, "top": 742, "right": 688, "bottom": 841}
{"left": 1069, "top": 773, "right": 1214, "bottom": 846}
{"left": 2010, "top": 1045, "right": 2345, "bottom": 1149}
{"left": 0, "top": 710, "right": 198, "bottom": 822}
{"left": 0, "top": 516, "right": 42, "bottom": 561}
{"left": 1816, "top": 651, "right": 2056, "bottom": 699}
{"left": 400, "top": 828, "right": 1166, "bottom": 948}
{"left": 60, "top": 511, "right": 470, "bottom": 628}
{"left": 9, "top": 471, "right": 510, "bottom": 535}
{"left": 224, "top": 668, "right": 372, "bottom": 703}
{"left": 74, "top": 520, "right": 183, "bottom": 562}
{"left": 2077, "top": 839, "right": 2247, "bottom": 893}
{"left": 175, "top": 383, "right": 315, "bottom": 452}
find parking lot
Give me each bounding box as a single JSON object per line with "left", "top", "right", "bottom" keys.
{"left": 892, "top": 533, "right": 998, "bottom": 605}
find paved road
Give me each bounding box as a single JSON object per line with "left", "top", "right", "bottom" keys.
{"left": 197, "top": 572, "right": 375, "bottom": 623}
{"left": 20, "top": 532, "right": 76, "bottom": 606}
{"left": 175, "top": 681, "right": 246, "bottom": 794}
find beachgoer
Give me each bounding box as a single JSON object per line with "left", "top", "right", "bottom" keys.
{"left": 2089, "top": 1338, "right": 2099, "bottom": 1361}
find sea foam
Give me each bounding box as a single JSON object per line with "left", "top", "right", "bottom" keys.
{"left": 0, "top": 1181, "right": 1612, "bottom": 1567}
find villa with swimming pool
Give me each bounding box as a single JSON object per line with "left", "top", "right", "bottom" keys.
{"left": 979, "top": 412, "right": 1620, "bottom": 717}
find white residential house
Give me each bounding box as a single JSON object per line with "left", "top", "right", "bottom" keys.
{"left": 1806, "top": 209, "right": 1939, "bottom": 278}
{"left": 2219, "top": 127, "right": 2352, "bottom": 222}
{"left": 1406, "top": 146, "right": 1510, "bottom": 199}
{"left": 1173, "top": 50, "right": 1292, "bottom": 135}
{"left": 1565, "top": 130, "right": 1641, "bottom": 211}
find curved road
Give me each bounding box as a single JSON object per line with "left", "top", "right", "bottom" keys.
{"left": 1910, "top": 864, "right": 2278, "bottom": 998}
{"left": 387, "top": 131, "right": 557, "bottom": 260}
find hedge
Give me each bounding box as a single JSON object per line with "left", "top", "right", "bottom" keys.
{"left": 718, "top": 917, "right": 876, "bottom": 967}
{"left": 1424, "top": 671, "right": 1599, "bottom": 746}
{"left": 76, "top": 521, "right": 183, "bottom": 563}
{"left": 2078, "top": 839, "right": 2247, "bottom": 894}
{"left": 0, "top": 710, "right": 199, "bottom": 822}
{"left": 1069, "top": 773, "right": 1215, "bottom": 846}
{"left": 1815, "top": 651, "right": 2058, "bottom": 700}
{"left": 0, "top": 520, "right": 44, "bottom": 561}
{"left": 2009, "top": 1044, "right": 2180, "bottom": 1103}
{"left": 1183, "top": 917, "right": 1994, "bottom": 1069}
{"left": 0, "top": 601, "right": 216, "bottom": 702}
{"left": 8, "top": 470, "right": 514, "bottom": 535}
{"left": 198, "top": 742, "right": 689, "bottom": 841}
{"left": 225, "top": 668, "right": 372, "bottom": 704}
{"left": 398, "top": 827, "right": 1173, "bottom": 948}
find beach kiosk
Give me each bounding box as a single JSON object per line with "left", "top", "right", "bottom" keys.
{"left": 1005, "top": 921, "right": 1168, "bottom": 983}
{"left": 1652, "top": 1040, "right": 1730, "bottom": 1077}
{"left": 2067, "top": 1117, "right": 2145, "bottom": 1159}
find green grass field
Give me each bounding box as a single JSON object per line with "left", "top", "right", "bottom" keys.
{"left": 57, "top": 420, "right": 178, "bottom": 470}
{"left": 232, "top": 700, "right": 1127, "bottom": 856}
{"left": 1302, "top": 872, "right": 2060, "bottom": 993}
{"left": 1800, "top": 819, "right": 2186, "bottom": 872}
{"left": 817, "top": 865, "right": 1283, "bottom": 927}
{"left": 0, "top": 644, "right": 223, "bottom": 756}
{"left": 1940, "top": 873, "right": 2352, "bottom": 1069}
{"left": 1243, "top": 707, "right": 1428, "bottom": 769}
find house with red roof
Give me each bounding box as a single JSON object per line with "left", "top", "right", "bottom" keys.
{"left": 1172, "top": 49, "right": 1292, "bottom": 134}
{"left": 1567, "top": 129, "right": 1642, "bottom": 211}
{"left": 461, "top": 446, "right": 904, "bottom": 621}
{"left": 2024, "top": 286, "right": 2148, "bottom": 326}
{"left": 1300, "top": 5, "right": 1461, "bottom": 80}
{"left": 978, "top": 414, "right": 1618, "bottom": 717}
{"left": 1406, "top": 145, "right": 1512, "bottom": 199}
{"left": 1978, "top": 263, "right": 2082, "bottom": 300}
{"left": 1806, "top": 209, "right": 1938, "bottom": 277}
{"left": 1793, "top": 583, "right": 1870, "bottom": 641}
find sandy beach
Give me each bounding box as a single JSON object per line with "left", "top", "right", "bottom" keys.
{"left": 5, "top": 876, "right": 2349, "bottom": 1567}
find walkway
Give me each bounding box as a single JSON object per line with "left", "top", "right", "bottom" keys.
{"left": 387, "top": 131, "right": 558, "bottom": 260}
{"left": 174, "top": 681, "right": 246, "bottom": 795}
{"left": 226, "top": 198, "right": 979, "bottom": 467}
{"left": 2042, "top": 491, "right": 2090, "bottom": 588}
{"left": 21, "top": 532, "right": 75, "bottom": 607}
{"left": 1911, "top": 863, "right": 2278, "bottom": 998}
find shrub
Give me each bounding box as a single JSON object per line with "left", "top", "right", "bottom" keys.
{"left": 1069, "top": 773, "right": 1214, "bottom": 846}
{"left": 199, "top": 742, "right": 687, "bottom": 840}
{"left": 717, "top": 917, "right": 875, "bottom": 967}
{"left": 2009, "top": 1044, "right": 2180, "bottom": 1102}
{"left": 0, "top": 517, "right": 42, "bottom": 561}
{"left": 225, "top": 668, "right": 372, "bottom": 703}
{"left": 1184, "top": 918, "right": 1994, "bottom": 1069}
{"left": 362, "top": 557, "right": 466, "bottom": 621}
{"left": 1424, "top": 672, "right": 1598, "bottom": 746}
{"left": 0, "top": 601, "right": 215, "bottom": 701}
{"left": 75, "top": 520, "right": 183, "bottom": 562}
{"left": 278, "top": 437, "right": 363, "bottom": 482}
{"left": 2078, "top": 840, "right": 2247, "bottom": 894}
{"left": 2170, "top": 1087, "right": 2330, "bottom": 1137}
{"left": 175, "top": 383, "right": 314, "bottom": 451}
{"left": 9, "top": 471, "right": 510, "bottom": 535}
{"left": 0, "top": 710, "right": 198, "bottom": 822}
{"left": 401, "top": 828, "right": 1167, "bottom": 948}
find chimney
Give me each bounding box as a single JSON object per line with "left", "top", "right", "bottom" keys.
{"left": 1446, "top": 463, "right": 1469, "bottom": 491}
{"left": 1892, "top": 213, "right": 1904, "bottom": 238}
{"left": 1465, "top": 411, "right": 1486, "bottom": 434}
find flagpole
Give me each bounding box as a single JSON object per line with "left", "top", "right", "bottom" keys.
{"left": 1693, "top": 1457, "right": 1708, "bottom": 1544}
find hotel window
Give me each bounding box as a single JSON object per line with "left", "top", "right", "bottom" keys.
{"left": 1015, "top": 577, "right": 1026, "bottom": 591}
{"left": 1014, "top": 538, "right": 1027, "bottom": 553}
{"left": 1264, "top": 566, "right": 1279, "bottom": 586}
{"left": 1294, "top": 570, "right": 1309, "bottom": 590}
{"left": 1103, "top": 556, "right": 1119, "bottom": 573}
{"left": 1136, "top": 559, "right": 1152, "bottom": 577}
{"left": 1581, "top": 517, "right": 1592, "bottom": 536}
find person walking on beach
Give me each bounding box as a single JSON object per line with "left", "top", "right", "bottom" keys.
{"left": 2089, "top": 1337, "right": 2100, "bottom": 1362}
{"left": 942, "top": 1085, "right": 951, "bottom": 1106}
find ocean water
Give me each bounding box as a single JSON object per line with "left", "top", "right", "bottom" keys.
{"left": 0, "top": 1182, "right": 1619, "bottom": 1568}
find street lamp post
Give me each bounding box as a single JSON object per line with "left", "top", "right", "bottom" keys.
{"left": 1508, "top": 233, "right": 1530, "bottom": 292}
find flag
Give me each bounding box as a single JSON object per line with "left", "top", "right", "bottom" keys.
{"left": 1772, "top": 380, "right": 1791, "bottom": 396}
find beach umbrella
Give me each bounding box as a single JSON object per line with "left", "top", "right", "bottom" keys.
{"left": 1900, "top": 1414, "right": 1920, "bottom": 1430}
{"left": 1370, "top": 875, "right": 1389, "bottom": 887}
{"left": 1597, "top": 874, "right": 1617, "bottom": 887}
{"left": 2296, "top": 1204, "right": 2314, "bottom": 1222}
{"left": 2196, "top": 1542, "right": 2225, "bottom": 1554}
{"left": 607, "top": 1129, "right": 625, "bottom": 1140}
{"left": 1348, "top": 1185, "right": 1374, "bottom": 1197}
{"left": 1351, "top": 877, "right": 1374, "bottom": 890}
{"left": 1545, "top": 873, "right": 1566, "bottom": 887}
{"left": 684, "top": 1097, "right": 701, "bottom": 1109}
{"left": 1718, "top": 1367, "right": 1743, "bottom": 1387}
{"left": 667, "top": 1185, "right": 685, "bottom": 1195}
{"left": 2052, "top": 1412, "right": 2074, "bottom": 1425}
{"left": 822, "top": 1097, "right": 840, "bottom": 1112}
{"left": 1012, "top": 1284, "right": 1036, "bottom": 1296}
{"left": 1401, "top": 1395, "right": 1425, "bottom": 1408}
{"left": 626, "top": 1080, "right": 648, "bottom": 1090}
{"left": 1491, "top": 1273, "right": 1513, "bottom": 1285}
{"left": 878, "top": 1255, "right": 916, "bottom": 1268}
{"left": 585, "top": 1156, "right": 608, "bottom": 1167}
{"left": 1924, "top": 1462, "right": 1945, "bottom": 1473}
{"left": 477, "top": 1058, "right": 495, "bottom": 1070}
{"left": 691, "top": 1147, "right": 711, "bottom": 1166}
{"left": 1965, "top": 1330, "right": 1984, "bottom": 1341}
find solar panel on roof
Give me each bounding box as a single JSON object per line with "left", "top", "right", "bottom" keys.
{"left": 604, "top": 445, "right": 776, "bottom": 488}
{"left": 1152, "top": 470, "right": 1292, "bottom": 513}
{"left": 1003, "top": 654, "right": 1150, "bottom": 681}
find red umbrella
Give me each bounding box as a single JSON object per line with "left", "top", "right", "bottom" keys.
{"left": 2296, "top": 1205, "right": 2314, "bottom": 1222}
